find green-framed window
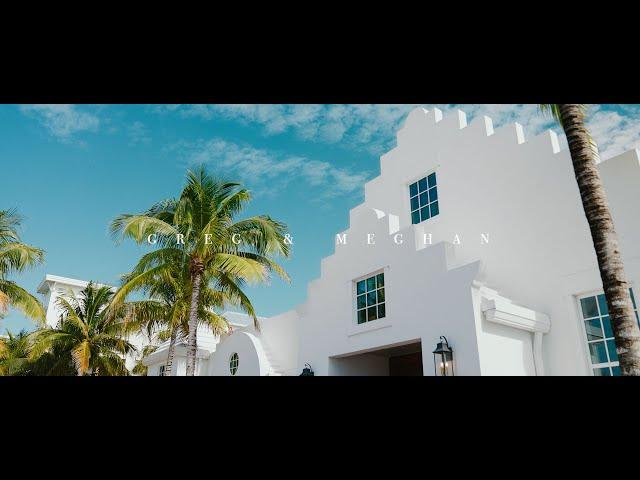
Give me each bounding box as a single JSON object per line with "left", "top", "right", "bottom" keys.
{"left": 410, "top": 172, "right": 439, "bottom": 225}
{"left": 579, "top": 289, "right": 638, "bottom": 376}
{"left": 356, "top": 272, "right": 386, "bottom": 324}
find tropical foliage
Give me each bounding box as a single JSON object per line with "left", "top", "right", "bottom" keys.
{"left": 0, "top": 209, "right": 45, "bottom": 323}
{"left": 112, "top": 261, "right": 235, "bottom": 376}
{"left": 111, "top": 166, "right": 291, "bottom": 375}
{"left": 29, "top": 283, "right": 136, "bottom": 376}
{"left": 540, "top": 104, "right": 640, "bottom": 375}
{"left": 0, "top": 330, "right": 32, "bottom": 376}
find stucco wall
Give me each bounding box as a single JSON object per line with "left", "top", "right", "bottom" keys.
{"left": 297, "top": 108, "right": 640, "bottom": 376}
{"left": 208, "top": 331, "right": 269, "bottom": 376}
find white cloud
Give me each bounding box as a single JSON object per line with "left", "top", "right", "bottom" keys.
{"left": 127, "top": 121, "right": 151, "bottom": 146}
{"left": 585, "top": 106, "right": 640, "bottom": 158}
{"left": 179, "top": 137, "right": 370, "bottom": 199}
{"left": 158, "top": 103, "right": 640, "bottom": 160}
{"left": 19, "top": 104, "right": 100, "bottom": 143}
{"left": 160, "top": 104, "right": 558, "bottom": 154}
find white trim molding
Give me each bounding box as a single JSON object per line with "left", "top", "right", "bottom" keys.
{"left": 481, "top": 297, "right": 551, "bottom": 334}
{"left": 481, "top": 296, "right": 551, "bottom": 376}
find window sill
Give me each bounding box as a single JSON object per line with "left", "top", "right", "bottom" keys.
{"left": 412, "top": 214, "right": 443, "bottom": 230}
{"left": 347, "top": 317, "right": 393, "bottom": 337}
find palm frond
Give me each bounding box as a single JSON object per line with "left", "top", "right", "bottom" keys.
{"left": 0, "top": 280, "right": 46, "bottom": 323}
{"left": 0, "top": 242, "right": 45, "bottom": 275}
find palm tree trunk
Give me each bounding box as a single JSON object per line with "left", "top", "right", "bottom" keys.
{"left": 164, "top": 325, "right": 178, "bottom": 376}
{"left": 185, "top": 259, "right": 204, "bottom": 376}
{"left": 559, "top": 104, "right": 640, "bottom": 375}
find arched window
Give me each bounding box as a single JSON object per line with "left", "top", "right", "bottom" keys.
{"left": 229, "top": 353, "right": 239, "bottom": 375}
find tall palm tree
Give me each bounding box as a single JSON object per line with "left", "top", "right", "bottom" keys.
{"left": 0, "top": 330, "right": 32, "bottom": 376}
{"left": 112, "top": 263, "right": 234, "bottom": 376}
{"left": 540, "top": 104, "right": 640, "bottom": 375}
{"left": 0, "top": 209, "right": 45, "bottom": 323}
{"left": 30, "top": 283, "right": 136, "bottom": 376}
{"left": 111, "top": 166, "right": 290, "bottom": 375}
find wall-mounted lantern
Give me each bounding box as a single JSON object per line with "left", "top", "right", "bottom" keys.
{"left": 433, "top": 336, "right": 454, "bottom": 376}
{"left": 300, "top": 363, "right": 315, "bottom": 376}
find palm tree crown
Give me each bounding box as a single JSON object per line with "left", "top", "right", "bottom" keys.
{"left": 111, "top": 166, "right": 291, "bottom": 375}
{"left": 0, "top": 330, "right": 32, "bottom": 376}
{"left": 30, "top": 283, "right": 136, "bottom": 376}
{"left": 0, "top": 209, "right": 45, "bottom": 323}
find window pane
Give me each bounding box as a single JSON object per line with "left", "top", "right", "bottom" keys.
{"left": 367, "top": 291, "right": 377, "bottom": 307}
{"left": 357, "top": 294, "right": 366, "bottom": 309}
{"left": 366, "top": 277, "right": 376, "bottom": 291}
{"left": 378, "top": 303, "right": 386, "bottom": 319}
{"left": 377, "top": 288, "right": 385, "bottom": 303}
{"left": 612, "top": 366, "right": 622, "bottom": 376}
{"left": 367, "top": 306, "right": 378, "bottom": 321}
{"left": 419, "top": 192, "right": 428, "bottom": 207}
{"left": 429, "top": 186, "right": 438, "bottom": 202}
{"left": 358, "top": 310, "right": 367, "bottom": 324}
{"left": 409, "top": 182, "right": 418, "bottom": 197}
{"left": 376, "top": 273, "right": 384, "bottom": 288}
{"left": 584, "top": 319, "right": 604, "bottom": 341}
{"left": 602, "top": 315, "right": 613, "bottom": 338}
{"left": 594, "top": 367, "right": 611, "bottom": 376}
{"left": 420, "top": 206, "right": 430, "bottom": 222}
{"left": 430, "top": 201, "right": 439, "bottom": 217}
{"left": 418, "top": 177, "right": 428, "bottom": 192}
{"left": 589, "top": 341, "right": 608, "bottom": 365}
{"left": 410, "top": 196, "right": 419, "bottom": 211}
{"left": 607, "top": 339, "right": 618, "bottom": 362}
{"left": 427, "top": 172, "right": 437, "bottom": 188}
{"left": 581, "top": 296, "right": 599, "bottom": 319}
{"left": 597, "top": 294, "right": 609, "bottom": 316}
{"left": 411, "top": 211, "right": 420, "bottom": 224}
{"left": 357, "top": 280, "right": 366, "bottom": 295}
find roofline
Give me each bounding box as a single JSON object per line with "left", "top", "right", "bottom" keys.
{"left": 37, "top": 274, "right": 115, "bottom": 295}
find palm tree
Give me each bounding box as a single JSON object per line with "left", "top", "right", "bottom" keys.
{"left": 112, "top": 263, "right": 234, "bottom": 376}
{"left": 30, "top": 283, "right": 136, "bottom": 376}
{"left": 132, "top": 344, "right": 158, "bottom": 376}
{"left": 0, "top": 330, "right": 32, "bottom": 376}
{"left": 540, "top": 104, "right": 640, "bottom": 375}
{"left": 111, "top": 166, "right": 290, "bottom": 375}
{"left": 0, "top": 209, "right": 45, "bottom": 323}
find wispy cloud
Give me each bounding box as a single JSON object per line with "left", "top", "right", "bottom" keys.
{"left": 162, "top": 104, "right": 416, "bottom": 154}
{"left": 157, "top": 104, "right": 640, "bottom": 159}
{"left": 19, "top": 104, "right": 100, "bottom": 144}
{"left": 584, "top": 105, "right": 640, "bottom": 158}
{"left": 176, "top": 137, "right": 370, "bottom": 199}
{"left": 127, "top": 121, "right": 151, "bottom": 146}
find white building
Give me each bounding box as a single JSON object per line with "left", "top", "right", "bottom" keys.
{"left": 38, "top": 107, "right": 640, "bottom": 376}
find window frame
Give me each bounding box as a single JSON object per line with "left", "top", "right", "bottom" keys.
{"left": 407, "top": 169, "right": 440, "bottom": 226}
{"left": 576, "top": 286, "right": 639, "bottom": 376}
{"left": 349, "top": 267, "right": 392, "bottom": 337}
{"left": 355, "top": 271, "right": 386, "bottom": 325}
{"left": 229, "top": 352, "right": 239, "bottom": 376}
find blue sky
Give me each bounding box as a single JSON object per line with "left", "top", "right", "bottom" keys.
{"left": 2, "top": 104, "right": 640, "bottom": 333}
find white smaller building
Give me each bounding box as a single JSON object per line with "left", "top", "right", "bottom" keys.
{"left": 37, "top": 274, "right": 299, "bottom": 376}
{"left": 37, "top": 274, "right": 150, "bottom": 371}
{"left": 143, "top": 311, "right": 298, "bottom": 377}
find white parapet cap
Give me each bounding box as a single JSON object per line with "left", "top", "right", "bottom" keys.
{"left": 37, "top": 274, "right": 115, "bottom": 295}
{"left": 481, "top": 297, "right": 551, "bottom": 334}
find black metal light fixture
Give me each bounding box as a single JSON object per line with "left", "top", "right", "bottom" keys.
{"left": 300, "top": 363, "right": 315, "bottom": 376}
{"left": 433, "top": 336, "right": 454, "bottom": 376}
